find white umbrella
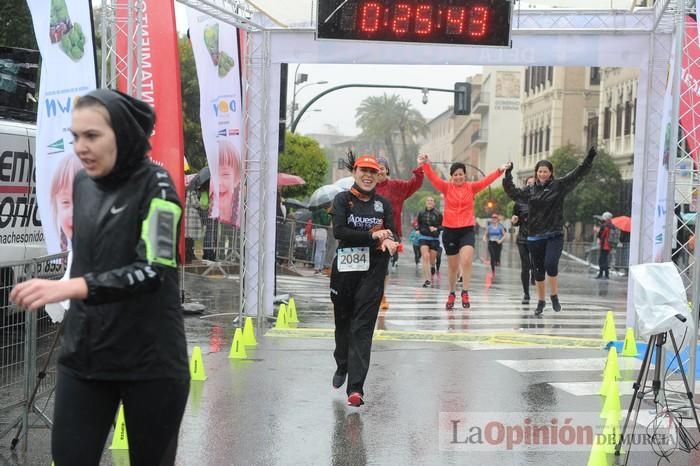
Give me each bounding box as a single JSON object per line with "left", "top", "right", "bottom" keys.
{"left": 308, "top": 184, "right": 343, "bottom": 208}
{"left": 333, "top": 176, "right": 354, "bottom": 190}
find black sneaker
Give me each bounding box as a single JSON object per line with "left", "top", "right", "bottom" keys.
{"left": 534, "top": 300, "right": 545, "bottom": 316}
{"left": 521, "top": 295, "right": 530, "bottom": 304}
{"left": 422, "top": 280, "right": 431, "bottom": 288}
{"left": 551, "top": 295, "right": 561, "bottom": 312}
{"left": 332, "top": 370, "right": 347, "bottom": 389}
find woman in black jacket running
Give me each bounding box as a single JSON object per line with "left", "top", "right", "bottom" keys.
{"left": 330, "top": 154, "right": 399, "bottom": 407}
{"left": 11, "top": 89, "right": 189, "bottom": 465}
{"left": 503, "top": 147, "right": 597, "bottom": 316}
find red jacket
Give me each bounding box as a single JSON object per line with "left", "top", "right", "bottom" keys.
{"left": 422, "top": 162, "right": 502, "bottom": 228}
{"left": 598, "top": 222, "right": 612, "bottom": 251}
{"left": 376, "top": 166, "right": 424, "bottom": 238}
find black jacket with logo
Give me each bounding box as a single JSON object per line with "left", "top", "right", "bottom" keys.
{"left": 417, "top": 208, "right": 442, "bottom": 238}
{"left": 332, "top": 189, "right": 395, "bottom": 258}
{"left": 503, "top": 148, "right": 596, "bottom": 237}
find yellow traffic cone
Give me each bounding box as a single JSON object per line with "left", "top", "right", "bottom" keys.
{"left": 586, "top": 438, "right": 609, "bottom": 466}
{"left": 621, "top": 327, "right": 638, "bottom": 357}
{"left": 598, "top": 366, "right": 615, "bottom": 397}
{"left": 602, "top": 310, "right": 617, "bottom": 343}
{"left": 275, "top": 303, "right": 289, "bottom": 329}
{"left": 602, "top": 416, "right": 621, "bottom": 453}
{"left": 243, "top": 317, "right": 257, "bottom": 346}
{"left": 109, "top": 404, "right": 129, "bottom": 450}
{"left": 189, "top": 346, "right": 207, "bottom": 381}
{"left": 600, "top": 380, "right": 621, "bottom": 420}
{"left": 603, "top": 347, "right": 621, "bottom": 380}
{"left": 229, "top": 328, "right": 248, "bottom": 359}
{"left": 287, "top": 298, "right": 299, "bottom": 323}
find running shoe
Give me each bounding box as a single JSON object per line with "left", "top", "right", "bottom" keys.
{"left": 380, "top": 296, "right": 389, "bottom": 310}
{"left": 347, "top": 392, "right": 364, "bottom": 407}
{"left": 521, "top": 295, "right": 530, "bottom": 305}
{"left": 534, "top": 300, "right": 546, "bottom": 316}
{"left": 332, "top": 370, "right": 347, "bottom": 389}
{"left": 551, "top": 295, "right": 562, "bottom": 312}
{"left": 445, "top": 292, "right": 456, "bottom": 310}
{"left": 461, "top": 290, "right": 470, "bottom": 308}
{"left": 422, "top": 280, "right": 431, "bottom": 288}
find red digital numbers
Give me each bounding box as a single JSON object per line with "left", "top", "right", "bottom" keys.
{"left": 357, "top": 1, "right": 491, "bottom": 40}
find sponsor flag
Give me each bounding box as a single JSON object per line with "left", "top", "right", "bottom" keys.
{"left": 186, "top": 9, "right": 244, "bottom": 226}
{"left": 26, "top": 0, "right": 97, "bottom": 254}
{"left": 681, "top": 16, "right": 700, "bottom": 166}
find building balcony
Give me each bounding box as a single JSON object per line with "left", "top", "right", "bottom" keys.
{"left": 470, "top": 129, "right": 488, "bottom": 146}
{"left": 471, "top": 91, "right": 489, "bottom": 114}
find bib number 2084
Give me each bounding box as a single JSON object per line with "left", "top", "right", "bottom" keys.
{"left": 337, "top": 247, "right": 370, "bottom": 272}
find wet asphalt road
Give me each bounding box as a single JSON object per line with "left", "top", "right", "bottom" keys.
{"left": 3, "top": 241, "right": 700, "bottom": 465}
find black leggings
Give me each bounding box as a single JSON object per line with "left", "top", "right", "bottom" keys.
{"left": 487, "top": 241, "right": 502, "bottom": 272}
{"left": 528, "top": 235, "right": 564, "bottom": 281}
{"left": 517, "top": 241, "right": 533, "bottom": 295}
{"left": 52, "top": 368, "right": 189, "bottom": 466}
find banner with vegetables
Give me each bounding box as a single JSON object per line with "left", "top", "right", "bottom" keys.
{"left": 26, "top": 0, "right": 97, "bottom": 254}
{"left": 187, "top": 8, "right": 243, "bottom": 226}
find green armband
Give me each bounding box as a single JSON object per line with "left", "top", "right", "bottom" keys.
{"left": 141, "top": 198, "right": 182, "bottom": 267}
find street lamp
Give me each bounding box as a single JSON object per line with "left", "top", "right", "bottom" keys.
{"left": 290, "top": 66, "right": 328, "bottom": 128}
{"left": 294, "top": 108, "right": 323, "bottom": 131}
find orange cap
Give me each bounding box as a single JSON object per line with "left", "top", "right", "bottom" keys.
{"left": 354, "top": 155, "right": 380, "bottom": 171}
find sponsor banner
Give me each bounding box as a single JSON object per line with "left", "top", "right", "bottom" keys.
{"left": 26, "top": 0, "right": 97, "bottom": 254}
{"left": 652, "top": 34, "right": 676, "bottom": 262}
{"left": 681, "top": 16, "right": 700, "bottom": 166}
{"left": 115, "top": 0, "right": 185, "bottom": 255}
{"left": 187, "top": 8, "right": 243, "bottom": 226}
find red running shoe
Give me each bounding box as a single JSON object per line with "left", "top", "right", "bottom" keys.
{"left": 347, "top": 392, "right": 364, "bottom": 407}
{"left": 461, "top": 290, "right": 470, "bottom": 308}
{"left": 445, "top": 292, "right": 456, "bottom": 310}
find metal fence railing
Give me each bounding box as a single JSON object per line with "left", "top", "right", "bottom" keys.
{"left": 275, "top": 217, "right": 334, "bottom": 272}
{"left": 0, "top": 253, "right": 67, "bottom": 452}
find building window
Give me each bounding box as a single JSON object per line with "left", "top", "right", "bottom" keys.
{"left": 547, "top": 66, "right": 553, "bottom": 83}
{"left": 624, "top": 102, "right": 632, "bottom": 135}
{"left": 616, "top": 104, "right": 623, "bottom": 137}
{"left": 603, "top": 107, "right": 611, "bottom": 139}
{"left": 590, "top": 67, "right": 601, "bottom": 85}
{"left": 632, "top": 98, "right": 637, "bottom": 134}
{"left": 524, "top": 70, "right": 530, "bottom": 96}
{"left": 538, "top": 128, "right": 544, "bottom": 153}
{"left": 587, "top": 115, "right": 598, "bottom": 149}
{"left": 545, "top": 126, "right": 551, "bottom": 151}
{"left": 529, "top": 131, "right": 534, "bottom": 155}
{"left": 522, "top": 135, "right": 527, "bottom": 157}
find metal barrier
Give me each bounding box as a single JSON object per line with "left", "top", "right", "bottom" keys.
{"left": 0, "top": 253, "right": 67, "bottom": 452}
{"left": 275, "top": 216, "right": 333, "bottom": 272}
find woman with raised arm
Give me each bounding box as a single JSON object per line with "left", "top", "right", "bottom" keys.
{"left": 418, "top": 154, "right": 508, "bottom": 309}
{"left": 503, "top": 147, "right": 597, "bottom": 316}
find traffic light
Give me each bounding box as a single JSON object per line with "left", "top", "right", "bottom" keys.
{"left": 454, "top": 82, "right": 471, "bottom": 116}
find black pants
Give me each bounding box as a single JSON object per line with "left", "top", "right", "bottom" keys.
{"left": 528, "top": 235, "right": 564, "bottom": 281}
{"left": 517, "top": 241, "right": 533, "bottom": 295}
{"left": 330, "top": 254, "right": 388, "bottom": 396}
{"left": 598, "top": 249, "right": 610, "bottom": 276}
{"left": 413, "top": 245, "right": 421, "bottom": 264}
{"left": 487, "top": 241, "right": 503, "bottom": 273}
{"left": 52, "top": 368, "right": 189, "bottom": 466}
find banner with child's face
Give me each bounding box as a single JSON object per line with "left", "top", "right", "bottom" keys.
{"left": 187, "top": 8, "right": 244, "bottom": 226}
{"left": 27, "top": 0, "right": 97, "bottom": 254}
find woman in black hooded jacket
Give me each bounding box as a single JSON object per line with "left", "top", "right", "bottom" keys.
{"left": 11, "top": 89, "right": 189, "bottom": 465}
{"left": 503, "top": 147, "right": 596, "bottom": 316}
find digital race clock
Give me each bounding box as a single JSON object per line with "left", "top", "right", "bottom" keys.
{"left": 316, "top": 0, "right": 512, "bottom": 46}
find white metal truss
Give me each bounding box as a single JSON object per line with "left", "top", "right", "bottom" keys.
{"left": 99, "top": 0, "right": 144, "bottom": 92}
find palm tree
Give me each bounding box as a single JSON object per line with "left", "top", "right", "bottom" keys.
{"left": 355, "top": 93, "right": 427, "bottom": 178}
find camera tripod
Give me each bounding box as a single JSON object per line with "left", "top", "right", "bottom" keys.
{"left": 614, "top": 328, "right": 700, "bottom": 465}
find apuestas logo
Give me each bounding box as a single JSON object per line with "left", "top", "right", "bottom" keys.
{"left": 212, "top": 97, "right": 238, "bottom": 117}
{"left": 47, "top": 138, "right": 65, "bottom": 155}
{"left": 45, "top": 95, "right": 81, "bottom": 119}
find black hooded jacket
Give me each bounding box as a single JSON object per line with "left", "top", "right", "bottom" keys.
{"left": 59, "top": 89, "right": 189, "bottom": 381}
{"left": 503, "top": 148, "right": 596, "bottom": 238}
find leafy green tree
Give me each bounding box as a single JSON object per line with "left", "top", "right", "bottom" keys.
{"left": 403, "top": 188, "right": 440, "bottom": 220}
{"left": 474, "top": 186, "right": 514, "bottom": 218}
{"left": 178, "top": 35, "right": 206, "bottom": 172}
{"left": 355, "top": 93, "right": 427, "bottom": 179}
{"left": 548, "top": 144, "right": 622, "bottom": 224}
{"left": 278, "top": 132, "right": 329, "bottom": 199}
{"left": 0, "top": 2, "right": 38, "bottom": 50}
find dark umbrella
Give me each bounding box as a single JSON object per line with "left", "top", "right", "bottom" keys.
{"left": 283, "top": 198, "right": 308, "bottom": 210}
{"left": 187, "top": 166, "right": 210, "bottom": 191}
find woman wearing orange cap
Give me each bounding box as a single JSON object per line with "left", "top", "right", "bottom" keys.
{"left": 330, "top": 154, "right": 399, "bottom": 407}
{"left": 418, "top": 154, "right": 509, "bottom": 309}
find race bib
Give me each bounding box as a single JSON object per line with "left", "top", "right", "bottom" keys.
{"left": 337, "top": 247, "right": 370, "bottom": 272}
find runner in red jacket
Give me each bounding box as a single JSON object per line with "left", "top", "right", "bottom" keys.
{"left": 375, "top": 156, "right": 424, "bottom": 309}
{"left": 419, "top": 154, "right": 508, "bottom": 309}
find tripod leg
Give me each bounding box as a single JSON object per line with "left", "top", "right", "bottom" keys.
{"left": 616, "top": 334, "right": 655, "bottom": 461}
{"left": 667, "top": 330, "right": 700, "bottom": 432}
